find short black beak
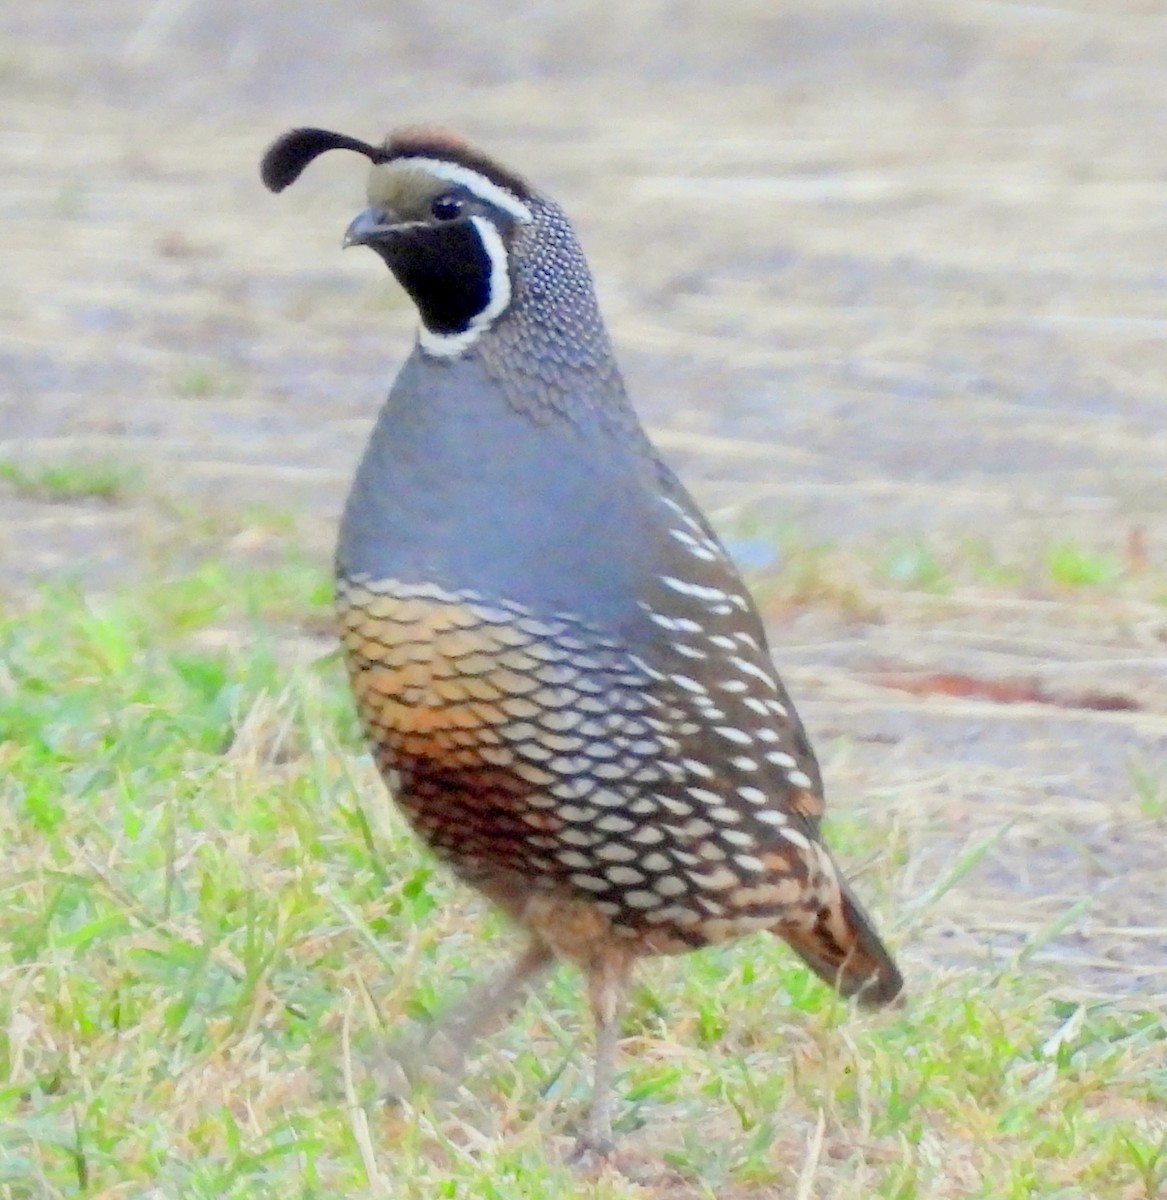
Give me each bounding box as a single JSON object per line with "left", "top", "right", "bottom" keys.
{"left": 343, "top": 207, "right": 397, "bottom": 248}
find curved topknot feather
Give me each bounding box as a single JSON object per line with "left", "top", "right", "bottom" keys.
{"left": 260, "top": 127, "right": 385, "bottom": 193}
{"left": 261, "top": 125, "right": 532, "bottom": 202}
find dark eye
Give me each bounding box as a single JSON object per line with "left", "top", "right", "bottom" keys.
{"left": 430, "top": 193, "right": 464, "bottom": 221}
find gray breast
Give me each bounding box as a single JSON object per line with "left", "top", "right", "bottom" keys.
{"left": 336, "top": 349, "right": 666, "bottom": 639}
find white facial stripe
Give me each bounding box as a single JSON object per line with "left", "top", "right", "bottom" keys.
{"left": 418, "top": 214, "right": 512, "bottom": 359}
{"left": 473, "top": 217, "right": 513, "bottom": 325}
{"left": 419, "top": 326, "right": 478, "bottom": 357}
{"left": 404, "top": 157, "right": 533, "bottom": 222}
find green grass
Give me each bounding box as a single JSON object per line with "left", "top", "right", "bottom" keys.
{"left": 735, "top": 524, "right": 1161, "bottom": 620}
{"left": 1128, "top": 755, "right": 1167, "bottom": 823}
{"left": 0, "top": 460, "right": 142, "bottom": 504}
{"left": 1045, "top": 543, "right": 1125, "bottom": 589}
{"left": 0, "top": 566, "right": 1162, "bottom": 1198}
{"left": 173, "top": 363, "right": 244, "bottom": 400}
{"left": 878, "top": 540, "right": 953, "bottom": 594}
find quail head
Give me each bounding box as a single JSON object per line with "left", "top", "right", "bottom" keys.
{"left": 261, "top": 124, "right": 903, "bottom": 1163}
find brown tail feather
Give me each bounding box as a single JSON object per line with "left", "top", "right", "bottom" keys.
{"left": 775, "top": 880, "right": 903, "bottom": 1009}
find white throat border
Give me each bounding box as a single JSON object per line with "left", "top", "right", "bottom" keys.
{"left": 418, "top": 215, "right": 513, "bottom": 359}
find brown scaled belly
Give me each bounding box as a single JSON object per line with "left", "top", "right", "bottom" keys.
{"left": 334, "top": 576, "right": 838, "bottom": 963}
{"left": 336, "top": 582, "right": 587, "bottom": 883}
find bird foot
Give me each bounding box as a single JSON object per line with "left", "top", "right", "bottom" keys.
{"left": 374, "top": 1050, "right": 414, "bottom": 1104}
{"left": 568, "top": 1133, "right": 617, "bottom": 1173}
{"left": 374, "top": 1029, "right": 467, "bottom": 1104}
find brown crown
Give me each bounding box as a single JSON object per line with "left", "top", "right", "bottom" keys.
{"left": 384, "top": 127, "right": 532, "bottom": 202}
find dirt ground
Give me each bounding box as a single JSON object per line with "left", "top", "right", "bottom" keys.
{"left": 2, "top": 1, "right": 1165, "bottom": 1000}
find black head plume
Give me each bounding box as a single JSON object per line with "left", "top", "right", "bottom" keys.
{"left": 261, "top": 128, "right": 387, "bottom": 193}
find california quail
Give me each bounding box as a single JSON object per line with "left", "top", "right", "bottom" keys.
{"left": 261, "top": 125, "right": 903, "bottom": 1161}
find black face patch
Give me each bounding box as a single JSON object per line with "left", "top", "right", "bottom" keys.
{"left": 373, "top": 221, "right": 496, "bottom": 336}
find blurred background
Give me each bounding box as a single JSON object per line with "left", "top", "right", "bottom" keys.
{"left": 3, "top": 0, "right": 1166, "bottom": 1002}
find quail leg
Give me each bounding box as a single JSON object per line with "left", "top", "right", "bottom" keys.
{"left": 384, "top": 938, "right": 554, "bottom": 1098}
{"left": 570, "top": 949, "right": 632, "bottom": 1167}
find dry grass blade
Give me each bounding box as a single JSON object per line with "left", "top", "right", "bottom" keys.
{"left": 342, "top": 999, "right": 388, "bottom": 1189}
{"left": 794, "top": 1109, "right": 827, "bottom": 1200}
